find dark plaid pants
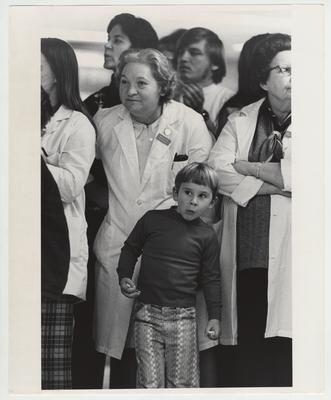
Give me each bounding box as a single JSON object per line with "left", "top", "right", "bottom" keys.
{"left": 134, "top": 303, "right": 199, "bottom": 388}
{"left": 41, "top": 299, "right": 74, "bottom": 389}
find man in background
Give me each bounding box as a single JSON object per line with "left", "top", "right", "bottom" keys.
{"left": 175, "top": 27, "right": 234, "bottom": 137}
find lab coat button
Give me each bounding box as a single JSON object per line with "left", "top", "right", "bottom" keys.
{"left": 137, "top": 199, "right": 142, "bottom": 206}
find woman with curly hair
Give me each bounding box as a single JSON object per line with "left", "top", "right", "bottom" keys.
{"left": 93, "top": 48, "right": 214, "bottom": 387}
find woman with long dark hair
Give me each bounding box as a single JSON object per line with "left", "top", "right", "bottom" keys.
{"left": 40, "top": 38, "right": 95, "bottom": 389}
{"left": 215, "top": 33, "right": 269, "bottom": 138}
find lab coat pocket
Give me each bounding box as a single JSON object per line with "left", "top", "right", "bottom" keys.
{"left": 172, "top": 159, "right": 188, "bottom": 177}
{"left": 165, "top": 159, "right": 188, "bottom": 195}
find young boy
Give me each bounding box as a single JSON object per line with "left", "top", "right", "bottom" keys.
{"left": 117, "top": 162, "right": 222, "bottom": 388}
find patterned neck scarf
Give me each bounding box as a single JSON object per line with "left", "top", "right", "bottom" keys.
{"left": 249, "top": 99, "right": 291, "bottom": 163}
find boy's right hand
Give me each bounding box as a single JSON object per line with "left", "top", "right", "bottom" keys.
{"left": 120, "top": 278, "right": 141, "bottom": 299}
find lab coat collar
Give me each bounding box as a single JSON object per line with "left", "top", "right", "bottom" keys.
{"left": 160, "top": 100, "right": 180, "bottom": 125}
{"left": 233, "top": 98, "right": 265, "bottom": 159}
{"left": 117, "top": 100, "right": 179, "bottom": 125}
{"left": 114, "top": 101, "right": 180, "bottom": 191}
{"left": 237, "top": 97, "right": 265, "bottom": 117}
{"left": 45, "top": 105, "right": 73, "bottom": 135}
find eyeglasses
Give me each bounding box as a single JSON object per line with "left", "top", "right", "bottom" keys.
{"left": 268, "top": 65, "right": 291, "bottom": 76}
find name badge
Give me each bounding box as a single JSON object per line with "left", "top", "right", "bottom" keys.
{"left": 156, "top": 133, "right": 171, "bottom": 146}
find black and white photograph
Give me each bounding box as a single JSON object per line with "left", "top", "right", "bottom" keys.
{"left": 3, "top": 2, "right": 328, "bottom": 399}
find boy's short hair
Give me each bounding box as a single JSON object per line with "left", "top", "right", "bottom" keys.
{"left": 175, "top": 162, "right": 219, "bottom": 199}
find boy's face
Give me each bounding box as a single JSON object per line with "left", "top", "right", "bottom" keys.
{"left": 173, "top": 182, "right": 214, "bottom": 221}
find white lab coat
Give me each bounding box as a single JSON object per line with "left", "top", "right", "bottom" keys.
{"left": 208, "top": 98, "right": 292, "bottom": 345}
{"left": 93, "top": 100, "right": 213, "bottom": 359}
{"left": 41, "top": 106, "right": 95, "bottom": 300}
{"left": 202, "top": 82, "right": 234, "bottom": 126}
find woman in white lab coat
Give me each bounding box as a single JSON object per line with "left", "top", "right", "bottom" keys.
{"left": 40, "top": 38, "right": 95, "bottom": 389}
{"left": 209, "top": 33, "right": 292, "bottom": 387}
{"left": 93, "top": 48, "right": 213, "bottom": 386}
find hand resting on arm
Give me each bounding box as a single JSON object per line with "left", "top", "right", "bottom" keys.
{"left": 232, "top": 160, "right": 291, "bottom": 197}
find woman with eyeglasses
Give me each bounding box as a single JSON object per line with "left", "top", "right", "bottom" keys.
{"left": 215, "top": 33, "right": 270, "bottom": 138}
{"left": 208, "top": 33, "right": 292, "bottom": 387}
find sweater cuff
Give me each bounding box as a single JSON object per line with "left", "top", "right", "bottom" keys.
{"left": 207, "top": 306, "right": 222, "bottom": 321}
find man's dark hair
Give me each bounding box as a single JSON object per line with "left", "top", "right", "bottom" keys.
{"left": 175, "top": 27, "right": 226, "bottom": 83}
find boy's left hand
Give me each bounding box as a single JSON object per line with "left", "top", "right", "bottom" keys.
{"left": 205, "top": 319, "right": 220, "bottom": 340}
{"left": 120, "top": 277, "right": 141, "bottom": 298}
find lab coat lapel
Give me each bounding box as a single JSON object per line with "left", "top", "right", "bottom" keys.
{"left": 236, "top": 98, "right": 264, "bottom": 160}
{"left": 46, "top": 106, "right": 72, "bottom": 135}
{"left": 140, "top": 103, "right": 176, "bottom": 191}
{"left": 114, "top": 115, "right": 140, "bottom": 186}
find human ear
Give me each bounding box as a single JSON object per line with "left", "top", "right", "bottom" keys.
{"left": 160, "top": 87, "right": 166, "bottom": 96}
{"left": 208, "top": 197, "right": 216, "bottom": 208}
{"left": 173, "top": 187, "right": 178, "bottom": 202}
{"left": 211, "top": 65, "right": 218, "bottom": 71}
{"left": 260, "top": 82, "right": 268, "bottom": 91}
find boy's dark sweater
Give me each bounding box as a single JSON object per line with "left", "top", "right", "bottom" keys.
{"left": 117, "top": 207, "right": 222, "bottom": 320}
